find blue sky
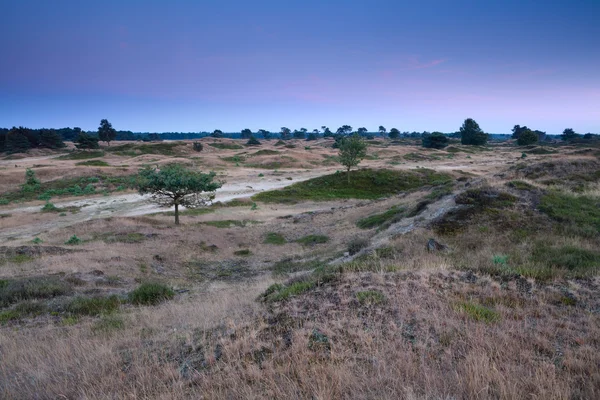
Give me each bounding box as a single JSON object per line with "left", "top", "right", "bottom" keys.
{"left": 1, "top": 0, "right": 598, "bottom": 133}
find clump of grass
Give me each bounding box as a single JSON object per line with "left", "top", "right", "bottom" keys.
{"left": 251, "top": 149, "right": 280, "bottom": 156}
{"left": 0, "top": 301, "right": 47, "bottom": 324}
{"left": 348, "top": 237, "right": 369, "bottom": 255}
{"left": 129, "top": 282, "right": 175, "bottom": 305}
{"left": 67, "top": 295, "right": 121, "bottom": 316}
{"left": 455, "top": 188, "right": 517, "bottom": 208}
{"left": 493, "top": 255, "right": 509, "bottom": 265}
{"left": 41, "top": 202, "right": 61, "bottom": 212}
{"left": 76, "top": 160, "right": 110, "bottom": 167}
{"left": 234, "top": 249, "right": 252, "bottom": 256}
{"left": 356, "top": 206, "right": 406, "bottom": 229}
{"left": 57, "top": 151, "right": 105, "bottom": 160}
{"left": 64, "top": 235, "right": 81, "bottom": 245}
{"left": 454, "top": 301, "right": 500, "bottom": 323}
{"left": 356, "top": 290, "right": 386, "bottom": 305}
{"left": 253, "top": 169, "right": 452, "bottom": 203}
{"left": 0, "top": 276, "right": 73, "bottom": 307}
{"left": 530, "top": 244, "right": 600, "bottom": 275}
{"left": 507, "top": 180, "right": 535, "bottom": 191}
{"left": 91, "top": 314, "right": 125, "bottom": 333}
{"left": 202, "top": 220, "right": 260, "bottom": 228}
{"left": 296, "top": 235, "right": 329, "bottom": 246}
{"left": 262, "top": 280, "right": 316, "bottom": 302}
{"left": 539, "top": 191, "right": 600, "bottom": 236}
{"left": 264, "top": 232, "right": 286, "bottom": 245}
{"left": 271, "top": 259, "right": 322, "bottom": 275}
{"left": 31, "top": 237, "right": 43, "bottom": 244}
{"left": 222, "top": 155, "right": 246, "bottom": 163}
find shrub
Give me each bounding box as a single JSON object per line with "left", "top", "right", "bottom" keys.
{"left": 517, "top": 129, "right": 539, "bottom": 146}
{"left": 234, "top": 249, "right": 252, "bottom": 256}
{"left": 246, "top": 136, "right": 261, "bottom": 146}
{"left": 348, "top": 237, "right": 369, "bottom": 255}
{"left": 0, "top": 276, "right": 73, "bottom": 307}
{"left": 264, "top": 232, "right": 286, "bottom": 245}
{"left": 65, "top": 235, "right": 82, "bottom": 245}
{"left": 67, "top": 296, "right": 121, "bottom": 316}
{"left": 296, "top": 235, "right": 329, "bottom": 246}
{"left": 356, "top": 290, "right": 386, "bottom": 305}
{"left": 422, "top": 132, "right": 449, "bottom": 149}
{"left": 455, "top": 301, "right": 500, "bottom": 323}
{"left": 41, "top": 202, "right": 60, "bottom": 212}
{"left": 129, "top": 282, "right": 175, "bottom": 305}
{"left": 192, "top": 142, "right": 203, "bottom": 152}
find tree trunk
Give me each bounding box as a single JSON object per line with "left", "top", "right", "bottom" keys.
{"left": 347, "top": 168, "right": 351, "bottom": 184}
{"left": 174, "top": 203, "right": 179, "bottom": 225}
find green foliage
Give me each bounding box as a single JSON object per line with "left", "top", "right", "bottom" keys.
{"left": 75, "top": 133, "right": 100, "bottom": 150}
{"left": 539, "top": 192, "right": 600, "bottom": 236}
{"left": 234, "top": 249, "right": 252, "bottom": 256}
{"left": 129, "top": 282, "right": 175, "bottom": 305}
{"left": 65, "top": 235, "right": 82, "bottom": 245}
{"left": 296, "top": 235, "right": 329, "bottom": 246}
{"left": 246, "top": 136, "right": 261, "bottom": 146}
{"left": 31, "top": 237, "right": 43, "bottom": 244}
{"left": 25, "top": 168, "right": 40, "bottom": 186}
{"left": 388, "top": 128, "right": 400, "bottom": 139}
{"left": 262, "top": 280, "right": 315, "bottom": 302}
{"left": 97, "top": 119, "right": 117, "bottom": 145}
{"left": 422, "top": 132, "right": 449, "bottom": 149}
{"left": 57, "top": 150, "right": 105, "bottom": 160}
{"left": 455, "top": 301, "right": 500, "bottom": 323}
{"left": 517, "top": 129, "right": 539, "bottom": 146}
{"left": 137, "top": 164, "right": 222, "bottom": 224}
{"left": 208, "top": 142, "right": 244, "bottom": 150}
{"left": 348, "top": 237, "right": 369, "bottom": 255}
{"left": 271, "top": 259, "right": 323, "bottom": 276}
{"left": 264, "top": 232, "right": 286, "bottom": 245}
{"left": 91, "top": 314, "right": 125, "bottom": 333}
{"left": 253, "top": 169, "right": 452, "bottom": 203}
{"left": 531, "top": 244, "right": 600, "bottom": 273}
{"left": 356, "top": 290, "right": 386, "bottom": 305}
{"left": 0, "top": 301, "right": 47, "bottom": 324}
{"left": 561, "top": 128, "right": 579, "bottom": 141}
{"left": 455, "top": 188, "right": 517, "bottom": 208}
{"left": 0, "top": 276, "right": 73, "bottom": 307}
{"left": 356, "top": 206, "right": 406, "bottom": 229}
{"left": 493, "top": 255, "right": 509, "bottom": 265}
{"left": 5, "top": 131, "right": 31, "bottom": 153}
{"left": 338, "top": 134, "right": 368, "bottom": 181}
{"left": 507, "top": 180, "right": 535, "bottom": 191}
{"left": 460, "top": 118, "right": 488, "bottom": 145}
{"left": 67, "top": 295, "right": 121, "bottom": 316}
{"left": 107, "top": 142, "right": 187, "bottom": 156}
{"left": 76, "top": 160, "right": 109, "bottom": 166}
{"left": 193, "top": 142, "right": 203, "bottom": 152}
{"left": 41, "top": 202, "right": 60, "bottom": 212}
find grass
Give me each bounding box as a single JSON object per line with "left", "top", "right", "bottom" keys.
{"left": 253, "top": 169, "right": 452, "bottom": 203}
{"left": 0, "top": 276, "right": 73, "bottom": 307}
{"left": 94, "top": 232, "right": 148, "bottom": 243}
{"left": 0, "top": 301, "right": 48, "bottom": 324}
{"left": 107, "top": 142, "right": 188, "bottom": 156}
{"left": 296, "top": 235, "right": 329, "bottom": 246}
{"left": 507, "top": 180, "right": 535, "bottom": 191}
{"left": 531, "top": 244, "right": 600, "bottom": 275}
{"left": 454, "top": 301, "right": 500, "bottom": 323}
{"left": 163, "top": 207, "right": 215, "bottom": 216}
{"left": 261, "top": 280, "right": 316, "bottom": 302}
{"left": 251, "top": 149, "right": 280, "bottom": 156}
{"left": 233, "top": 249, "right": 252, "bottom": 256}
{"left": 271, "top": 259, "right": 323, "bottom": 275}
{"left": 356, "top": 290, "right": 386, "bottom": 305}
{"left": 64, "top": 235, "right": 82, "bottom": 245}
{"left": 201, "top": 220, "right": 260, "bottom": 228}
{"left": 221, "top": 155, "right": 246, "bottom": 163}
{"left": 264, "top": 232, "right": 286, "bottom": 245}
{"left": 67, "top": 296, "right": 121, "bottom": 316}
{"left": 208, "top": 142, "right": 244, "bottom": 150}
{"left": 356, "top": 206, "right": 406, "bottom": 229}
{"left": 56, "top": 151, "right": 105, "bottom": 160}
{"left": 539, "top": 191, "right": 600, "bottom": 236}
{"left": 128, "top": 282, "right": 175, "bottom": 305}
{"left": 76, "top": 160, "right": 110, "bottom": 167}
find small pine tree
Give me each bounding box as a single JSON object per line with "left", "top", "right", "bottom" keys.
{"left": 246, "top": 136, "right": 261, "bottom": 146}
{"left": 338, "top": 134, "right": 368, "bottom": 183}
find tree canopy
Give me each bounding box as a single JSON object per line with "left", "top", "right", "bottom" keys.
{"left": 460, "top": 118, "right": 488, "bottom": 145}
{"left": 378, "top": 126, "right": 386, "bottom": 137}
{"left": 137, "top": 164, "right": 222, "bottom": 225}
{"left": 561, "top": 128, "right": 579, "bottom": 141}
{"left": 241, "top": 129, "right": 253, "bottom": 139}
{"left": 211, "top": 129, "right": 224, "bottom": 138}
{"left": 98, "top": 119, "right": 117, "bottom": 145}
{"left": 75, "top": 132, "right": 100, "bottom": 150}
{"left": 422, "top": 132, "right": 449, "bottom": 149}
{"left": 517, "top": 129, "right": 539, "bottom": 146}
{"left": 389, "top": 128, "right": 400, "bottom": 139}
{"left": 338, "top": 134, "right": 368, "bottom": 183}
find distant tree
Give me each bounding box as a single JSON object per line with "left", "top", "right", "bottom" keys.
{"left": 338, "top": 134, "right": 368, "bottom": 183}
{"left": 312, "top": 129, "right": 320, "bottom": 136}
{"left": 192, "top": 142, "right": 203, "bottom": 152}
{"left": 5, "top": 129, "right": 31, "bottom": 153}
{"left": 293, "top": 129, "right": 305, "bottom": 139}
{"left": 98, "top": 119, "right": 117, "bottom": 146}
{"left": 75, "top": 132, "right": 100, "bottom": 150}
{"left": 357, "top": 127, "right": 368, "bottom": 135}
{"left": 211, "top": 129, "right": 223, "bottom": 138}
{"left": 517, "top": 129, "right": 539, "bottom": 146}
{"left": 511, "top": 125, "right": 529, "bottom": 140}
{"left": 460, "top": 118, "right": 488, "bottom": 145}
{"left": 300, "top": 128, "right": 308, "bottom": 134}
{"left": 422, "top": 132, "right": 449, "bottom": 149}
{"left": 306, "top": 132, "right": 318, "bottom": 141}
{"left": 137, "top": 164, "right": 222, "bottom": 225}
{"left": 561, "top": 128, "right": 579, "bottom": 141}
{"left": 280, "top": 127, "right": 291, "bottom": 140}
{"left": 378, "top": 126, "right": 386, "bottom": 138}
{"left": 337, "top": 125, "right": 353, "bottom": 136}
{"left": 388, "top": 128, "right": 400, "bottom": 139}
{"left": 322, "top": 127, "right": 333, "bottom": 138}
{"left": 39, "top": 129, "right": 65, "bottom": 149}
{"left": 583, "top": 133, "right": 598, "bottom": 140}
{"left": 241, "top": 129, "right": 253, "bottom": 139}
{"left": 258, "top": 129, "right": 271, "bottom": 140}
{"left": 246, "top": 135, "right": 261, "bottom": 146}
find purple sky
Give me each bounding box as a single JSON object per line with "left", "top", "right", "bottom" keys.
{"left": 1, "top": 0, "right": 599, "bottom": 134}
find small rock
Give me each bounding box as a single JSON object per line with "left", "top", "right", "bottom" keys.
{"left": 427, "top": 238, "right": 447, "bottom": 252}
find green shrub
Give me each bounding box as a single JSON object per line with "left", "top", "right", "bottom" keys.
{"left": 67, "top": 295, "right": 120, "bottom": 316}
{"left": 76, "top": 160, "right": 109, "bottom": 166}
{"left": 31, "top": 237, "right": 43, "bottom": 244}
{"left": 296, "top": 235, "right": 329, "bottom": 246}
{"left": 539, "top": 192, "right": 600, "bottom": 236}
{"left": 65, "top": 235, "right": 82, "bottom": 245}
{"left": 348, "top": 237, "right": 369, "bottom": 255}
{"left": 92, "top": 314, "right": 125, "bottom": 333}
{"left": 129, "top": 282, "right": 175, "bottom": 305}
{"left": 208, "top": 142, "right": 244, "bottom": 150}
{"left": 356, "top": 206, "right": 406, "bottom": 229}
{"left": 264, "top": 232, "right": 286, "bottom": 245}
{"left": 455, "top": 301, "right": 500, "bottom": 323}
{"left": 57, "top": 151, "right": 105, "bottom": 160}
{"left": 356, "top": 290, "right": 386, "bottom": 305}
{"left": 234, "top": 249, "right": 252, "bottom": 256}
{"left": 0, "top": 276, "right": 73, "bottom": 307}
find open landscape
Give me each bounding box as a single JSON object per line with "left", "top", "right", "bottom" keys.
{"left": 1, "top": 134, "right": 599, "bottom": 398}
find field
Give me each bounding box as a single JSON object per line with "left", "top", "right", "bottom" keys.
{"left": 1, "top": 138, "right": 599, "bottom": 399}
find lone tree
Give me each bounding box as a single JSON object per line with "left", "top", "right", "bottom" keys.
{"left": 378, "top": 125, "right": 386, "bottom": 138}
{"left": 389, "top": 128, "right": 400, "bottom": 139}
{"left": 137, "top": 164, "right": 222, "bottom": 225}
{"left": 460, "top": 118, "right": 488, "bottom": 145}
{"left": 280, "top": 127, "right": 291, "bottom": 140}
{"left": 211, "top": 129, "right": 223, "bottom": 138}
{"left": 338, "top": 134, "right": 368, "bottom": 183}
{"left": 517, "top": 129, "right": 539, "bottom": 146}
{"left": 246, "top": 135, "right": 261, "bottom": 146}
{"left": 98, "top": 119, "right": 116, "bottom": 146}
{"left": 561, "top": 128, "right": 579, "bottom": 142}
{"left": 422, "top": 132, "right": 449, "bottom": 149}
{"left": 241, "top": 129, "right": 253, "bottom": 139}
{"left": 258, "top": 129, "right": 271, "bottom": 140}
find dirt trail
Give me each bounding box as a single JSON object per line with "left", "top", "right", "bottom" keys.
{"left": 0, "top": 169, "right": 332, "bottom": 241}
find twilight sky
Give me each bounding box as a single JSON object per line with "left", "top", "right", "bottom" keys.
{"left": 1, "top": 0, "right": 598, "bottom": 134}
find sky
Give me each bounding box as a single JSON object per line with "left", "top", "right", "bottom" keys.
{"left": 1, "top": 0, "right": 599, "bottom": 134}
